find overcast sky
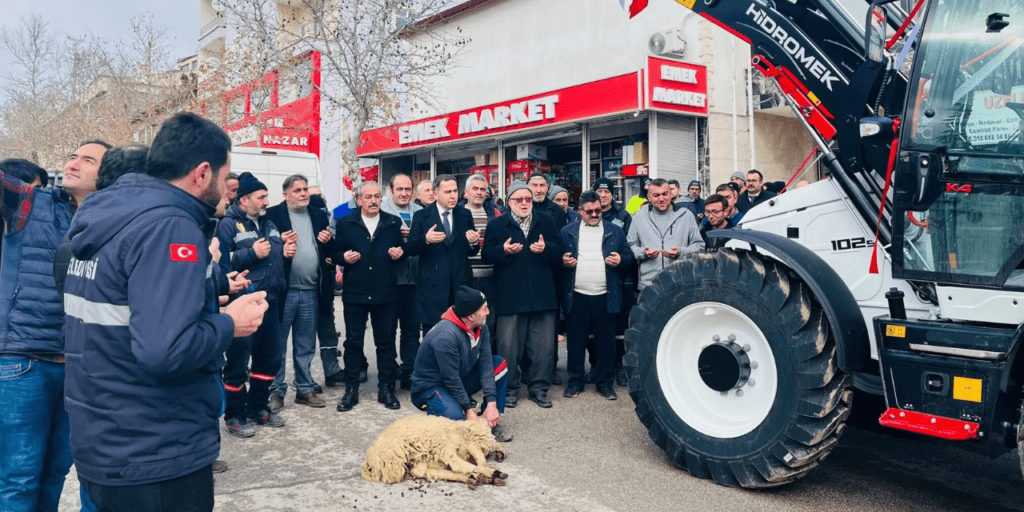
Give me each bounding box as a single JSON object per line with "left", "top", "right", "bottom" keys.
{"left": 0, "top": 0, "right": 200, "bottom": 70}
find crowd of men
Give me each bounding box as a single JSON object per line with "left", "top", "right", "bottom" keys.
{"left": 0, "top": 108, "right": 789, "bottom": 511}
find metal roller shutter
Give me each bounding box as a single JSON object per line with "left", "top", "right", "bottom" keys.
{"left": 654, "top": 114, "right": 697, "bottom": 185}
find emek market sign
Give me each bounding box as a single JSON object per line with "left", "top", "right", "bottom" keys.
{"left": 359, "top": 73, "right": 641, "bottom": 155}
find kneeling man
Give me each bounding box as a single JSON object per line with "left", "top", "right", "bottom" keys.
{"left": 410, "top": 286, "right": 512, "bottom": 442}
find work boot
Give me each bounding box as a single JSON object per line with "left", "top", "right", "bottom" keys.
{"left": 251, "top": 408, "right": 286, "bottom": 428}
{"left": 295, "top": 392, "right": 326, "bottom": 408}
{"left": 337, "top": 385, "right": 359, "bottom": 412}
{"left": 225, "top": 417, "right": 256, "bottom": 438}
{"left": 268, "top": 394, "right": 285, "bottom": 414}
{"left": 378, "top": 383, "right": 401, "bottom": 410}
{"left": 491, "top": 424, "right": 513, "bottom": 443}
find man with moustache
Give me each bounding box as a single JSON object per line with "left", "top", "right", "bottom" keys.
{"left": 266, "top": 175, "right": 336, "bottom": 410}
{"left": 217, "top": 172, "right": 295, "bottom": 437}
{"left": 0, "top": 140, "right": 108, "bottom": 511}
{"left": 736, "top": 169, "right": 777, "bottom": 214}
{"left": 482, "top": 181, "right": 561, "bottom": 408}
{"left": 627, "top": 179, "right": 704, "bottom": 290}
{"left": 334, "top": 182, "right": 406, "bottom": 412}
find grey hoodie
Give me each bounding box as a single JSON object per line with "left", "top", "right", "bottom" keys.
{"left": 627, "top": 203, "right": 704, "bottom": 289}
{"left": 381, "top": 196, "right": 423, "bottom": 285}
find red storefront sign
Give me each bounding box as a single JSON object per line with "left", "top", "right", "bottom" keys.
{"left": 358, "top": 72, "right": 642, "bottom": 156}
{"left": 645, "top": 56, "right": 709, "bottom": 116}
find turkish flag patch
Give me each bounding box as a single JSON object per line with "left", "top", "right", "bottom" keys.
{"left": 170, "top": 244, "right": 198, "bottom": 262}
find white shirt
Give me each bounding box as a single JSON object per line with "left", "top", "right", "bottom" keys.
{"left": 436, "top": 203, "right": 453, "bottom": 232}
{"left": 574, "top": 222, "right": 607, "bottom": 296}
{"left": 362, "top": 214, "right": 380, "bottom": 236}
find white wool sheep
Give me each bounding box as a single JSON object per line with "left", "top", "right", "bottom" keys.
{"left": 361, "top": 415, "right": 508, "bottom": 489}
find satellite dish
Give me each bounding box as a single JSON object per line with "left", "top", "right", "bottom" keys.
{"left": 649, "top": 29, "right": 686, "bottom": 58}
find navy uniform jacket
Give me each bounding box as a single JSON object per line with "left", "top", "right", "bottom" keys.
{"left": 217, "top": 203, "right": 286, "bottom": 301}
{"left": 62, "top": 173, "right": 234, "bottom": 486}
{"left": 405, "top": 204, "right": 477, "bottom": 325}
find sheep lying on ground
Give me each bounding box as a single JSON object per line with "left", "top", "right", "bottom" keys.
{"left": 362, "top": 415, "right": 508, "bottom": 489}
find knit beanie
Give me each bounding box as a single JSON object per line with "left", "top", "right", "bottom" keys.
{"left": 730, "top": 171, "right": 746, "bottom": 182}
{"left": 507, "top": 180, "right": 530, "bottom": 200}
{"left": 593, "top": 177, "right": 614, "bottom": 191}
{"left": 454, "top": 285, "right": 487, "bottom": 318}
{"left": 548, "top": 185, "right": 569, "bottom": 201}
{"left": 236, "top": 172, "right": 267, "bottom": 199}
{"left": 688, "top": 180, "right": 700, "bottom": 189}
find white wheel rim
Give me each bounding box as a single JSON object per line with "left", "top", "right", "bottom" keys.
{"left": 656, "top": 302, "right": 778, "bottom": 439}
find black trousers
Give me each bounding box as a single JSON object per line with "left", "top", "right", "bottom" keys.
{"left": 395, "top": 285, "right": 420, "bottom": 376}
{"left": 567, "top": 292, "right": 616, "bottom": 390}
{"left": 343, "top": 301, "right": 399, "bottom": 386}
{"left": 80, "top": 466, "right": 213, "bottom": 512}
{"left": 316, "top": 295, "right": 343, "bottom": 377}
{"left": 223, "top": 301, "right": 282, "bottom": 420}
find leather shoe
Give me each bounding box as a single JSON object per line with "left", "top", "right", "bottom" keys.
{"left": 324, "top": 371, "right": 344, "bottom": 387}
{"left": 400, "top": 374, "right": 412, "bottom": 390}
{"left": 598, "top": 387, "right": 618, "bottom": 400}
{"left": 529, "top": 390, "right": 553, "bottom": 408}
{"left": 505, "top": 393, "right": 517, "bottom": 408}
{"left": 295, "top": 392, "right": 326, "bottom": 408}
{"left": 563, "top": 384, "right": 583, "bottom": 398}
{"left": 337, "top": 385, "right": 359, "bottom": 411}
{"left": 268, "top": 394, "right": 284, "bottom": 413}
{"left": 378, "top": 383, "right": 401, "bottom": 410}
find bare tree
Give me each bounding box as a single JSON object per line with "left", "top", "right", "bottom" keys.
{"left": 0, "top": 14, "right": 191, "bottom": 167}
{"left": 222, "top": 0, "right": 468, "bottom": 182}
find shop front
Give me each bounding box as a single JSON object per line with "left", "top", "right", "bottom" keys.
{"left": 358, "top": 56, "right": 708, "bottom": 207}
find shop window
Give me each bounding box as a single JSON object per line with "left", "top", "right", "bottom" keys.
{"left": 227, "top": 96, "right": 245, "bottom": 124}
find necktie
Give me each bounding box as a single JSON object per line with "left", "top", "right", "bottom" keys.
{"left": 442, "top": 211, "right": 451, "bottom": 236}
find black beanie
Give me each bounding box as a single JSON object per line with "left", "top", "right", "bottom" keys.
{"left": 453, "top": 285, "right": 487, "bottom": 318}
{"left": 236, "top": 172, "right": 267, "bottom": 199}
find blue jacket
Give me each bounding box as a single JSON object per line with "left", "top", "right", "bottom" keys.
{"left": 217, "top": 204, "right": 286, "bottom": 301}
{"left": 406, "top": 205, "right": 478, "bottom": 324}
{"left": 0, "top": 181, "right": 73, "bottom": 356}
{"left": 62, "top": 173, "right": 235, "bottom": 486}
{"left": 559, "top": 219, "right": 634, "bottom": 314}
{"left": 410, "top": 308, "right": 497, "bottom": 412}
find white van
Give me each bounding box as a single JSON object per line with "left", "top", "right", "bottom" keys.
{"left": 229, "top": 147, "right": 322, "bottom": 203}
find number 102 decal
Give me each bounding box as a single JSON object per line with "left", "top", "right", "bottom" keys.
{"left": 831, "top": 237, "right": 875, "bottom": 251}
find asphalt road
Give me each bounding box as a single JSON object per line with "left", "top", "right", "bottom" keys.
{"left": 60, "top": 298, "right": 1024, "bottom": 511}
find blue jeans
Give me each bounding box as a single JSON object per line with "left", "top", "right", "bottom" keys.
{"left": 271, "top": 289, "right": 319, "bottom": 397}
{"left": 0, "top": 356, "right": 73, "bottom": 512}
{"left": 413, "top": 356, "right": 507, "bottom": 421}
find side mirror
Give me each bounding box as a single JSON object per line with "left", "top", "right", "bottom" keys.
{"left": 864, "top": 5, "right": 888, "bottom": 62}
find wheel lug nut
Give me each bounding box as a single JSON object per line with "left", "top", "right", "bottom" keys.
{"left": 743, "top": 344, "right": 751, "bottom": 352}
{"left": 727, "top": 334, "right": 736, "bottom": 342}
{"left": 735, "top": 389, "right": 744, "bottom": 397}
{"left": 720, "top": 391, "right": 728, "bottom": 397}
{"left": 748, "top": 379, "right": 756, "bottom": 387}
{"left": 712, "top": 335, "right": 720, "bottom": 342}
{"left": 750, "top": 362, "right": 758, "bottom": 369}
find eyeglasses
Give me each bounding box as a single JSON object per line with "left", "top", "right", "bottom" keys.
{"left": 581, "top": 208, "right": 602, "bottom": 216}
{"left": 509, "top": 197, "right": 532, "bottom": 204}
{"left": 704, "top": 209, "right": 724, "bottom": 215}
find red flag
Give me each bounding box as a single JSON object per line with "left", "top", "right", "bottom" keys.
{"left": 170, "top": 244, "right": 199, "bottom": 263}
{"left": 629, "top": 0, "right": 649, "bottom": 18}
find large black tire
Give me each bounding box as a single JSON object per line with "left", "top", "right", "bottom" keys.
{"left": 625, "top": 249, "right": 852, "bottom": 488}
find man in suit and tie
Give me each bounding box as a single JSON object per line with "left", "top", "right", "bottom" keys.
{"left": 406, "top": 174, "right": 480, "bottom": 335}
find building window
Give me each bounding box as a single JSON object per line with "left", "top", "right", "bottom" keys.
{"left": 250, "top": 85, "right": 271, "bottom": 113}
{"left": 278, "top": 59, "right": 313, "bottom": 105}
{"left": 227, "top": 96, "right": 245, "bottom": 124}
